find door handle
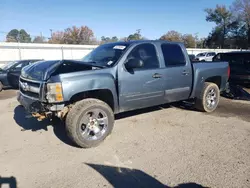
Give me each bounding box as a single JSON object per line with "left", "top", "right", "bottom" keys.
{"left": 182, "top": 70, "right": 189, "bottom": 75}
{"left": 152, "top": 73, "right": 162, "bottom": 78}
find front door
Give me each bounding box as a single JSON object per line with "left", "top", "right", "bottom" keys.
{"left": 118, "top": 43, "right": 165, "bottom": 112}
{"left": 7, "top": 61, "right": 28, "bottom": 88}
{"left": 160, "top": 43, "right": 193, "bottom": 102}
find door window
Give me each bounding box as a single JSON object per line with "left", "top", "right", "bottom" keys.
{"left": 207, "top": 52, "right": 216, "bottom": 57}
{"left": 161, "top": 43, "right": 186, "bottom": 67}
{"left": 12, "top": 61, "right": 28, "bottom": 71}
{"left": 126, "top": 43, "right": 159, "bottom": 70}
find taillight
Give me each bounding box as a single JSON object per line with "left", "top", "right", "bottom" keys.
{"left": 227, "top": 66, "right": 230, "bottom": 78}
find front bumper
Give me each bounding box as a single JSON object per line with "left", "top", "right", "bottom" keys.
{"left": 17, "top": 91, "right": 67, "bottom": 121}
{"left": 17, "top": 91, "right": 46, "bottom": 113}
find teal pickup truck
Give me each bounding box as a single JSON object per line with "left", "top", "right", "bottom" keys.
{"left": 17, "top": 40, "right": 229, "bottom": 148}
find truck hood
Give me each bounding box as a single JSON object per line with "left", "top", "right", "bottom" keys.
{"left": 21, "top": 60, "right": 103, "bottom": 81}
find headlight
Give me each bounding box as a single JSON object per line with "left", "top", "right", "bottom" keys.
{"left": 46, "top": 82, "right": 64, "bottom": 103}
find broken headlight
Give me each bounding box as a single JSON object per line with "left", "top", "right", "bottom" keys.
{"left": 46, "top": 83, "right": 64, "bottom": 103}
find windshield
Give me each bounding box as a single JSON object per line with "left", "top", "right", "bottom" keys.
{"left": 81, "top": 43, "right": 130, "bottom": 67}
{"left": 0, "top": 61, "right": 18, "bottom": 71}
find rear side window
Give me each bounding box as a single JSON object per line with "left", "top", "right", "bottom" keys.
{"left": 207, "top": 52, "right": 216, "bottom": 56}
{"left": 161, "top": 43, "right": 186, "bottom": 67}
{"left": 197, "top": 53, "right": 205, "bottom": 57}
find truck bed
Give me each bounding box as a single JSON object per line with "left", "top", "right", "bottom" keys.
{"left": 190, "top": 61, "right": 229, "bottom": 98}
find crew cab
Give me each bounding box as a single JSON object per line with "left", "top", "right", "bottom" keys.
{"left": 0, "top": 59, "right": 42, "bottom": 92}
{"left": 17, "top": 40, "right": 229, "bottom": 148}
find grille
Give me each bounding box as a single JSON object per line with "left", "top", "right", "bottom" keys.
{"left": 19, "top": 77, "right": 42, "bottom": 99}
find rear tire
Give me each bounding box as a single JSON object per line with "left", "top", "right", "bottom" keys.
{"left": 65, "top": 98, "right": 114, "bottom": 148}
{"left": 195, "top": 82, "right": 220, "bottom": 112}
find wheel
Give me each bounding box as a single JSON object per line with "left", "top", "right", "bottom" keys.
{"left": 65, "top": 98, "right": 114, "bottom": 148}
{"left": 195, "top": 82, "right": 220, "bottom": 112}
{"left": 0, "top": 81, "right": 3, "bottom": 92}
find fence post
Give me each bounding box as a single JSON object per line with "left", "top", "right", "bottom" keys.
{"left": 61, "top": 46, "right": 64, "bottom": 60}
{"left": 18, "top": 41, "right": 21, "bottom": 60}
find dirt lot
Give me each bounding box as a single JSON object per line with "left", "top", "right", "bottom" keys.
{"left": 0, "top": 90, "right": 250, "bottom": 188}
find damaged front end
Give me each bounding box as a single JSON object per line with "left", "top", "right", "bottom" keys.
{"left": 17, "top": 61, "right": 67, "bottom": 121}
{"left": 29, "top": 101, "right": 51, "bottom": 121}
{"left": 17, "top": 89, "right": 68, "bottom": 121}
{"left": 17, "top": 91, "right": 49, "bottom": 121}
{"left": 31, "top": 105, "right": 70, "bottom": 122}
{"left": 32, "top": 106, "right": 70, "bottom": 121}
{"left": 17, "top": 59, "right": 101, "bottom": 121}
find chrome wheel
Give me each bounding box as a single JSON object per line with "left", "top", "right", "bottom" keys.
{"left": 79, "top": 109, "right": 108, "bottom": 141}
{"left": 206, "top": 88, "right": 217, "bottom": 109}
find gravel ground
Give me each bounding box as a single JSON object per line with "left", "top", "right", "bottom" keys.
{"left": 0, "top": 90, "right": 249, "bottom": 188}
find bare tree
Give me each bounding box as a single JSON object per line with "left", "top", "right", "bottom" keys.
{"left": 33, "top": 36, "right": 46, "bottom": 43}
{"left": 48, "top": 31, "right": 65, "bottom": 44}
{"left": 64, "top": 26, "right": 94, "bottom": 44}
{"left": 182, "top": 34, "right": 197, "bottom": 48}
{"left": 159, "top": 30, "right": 183, "bottom": 42}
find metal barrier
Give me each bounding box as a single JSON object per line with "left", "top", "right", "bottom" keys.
{"left": 0, "top": 42, "right": 246, "bottom": 65}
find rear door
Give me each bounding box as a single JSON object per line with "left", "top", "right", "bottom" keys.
{"left": 159, "top": 43, "right": 193, "bottom": 102}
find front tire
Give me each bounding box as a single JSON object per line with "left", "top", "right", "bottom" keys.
{"left": 65, "top": 98, "right": 114, "bottom": 148}
{"left": 195, "top": 82, "right": 220, "bottom": 112}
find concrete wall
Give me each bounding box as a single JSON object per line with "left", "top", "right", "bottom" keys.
{"left": 0, "top": 42, "right": 245, "bottom": 67}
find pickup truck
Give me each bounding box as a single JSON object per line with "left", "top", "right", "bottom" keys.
{"left": 213, "top": 51, "right": 250, "bottom": 85}
{"left": 17, "top": 40, "right": 229, "bottom": 148}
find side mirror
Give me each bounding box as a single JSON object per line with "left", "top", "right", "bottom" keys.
{"left": 125, "top": 58, "right": 144, "bottom": 70}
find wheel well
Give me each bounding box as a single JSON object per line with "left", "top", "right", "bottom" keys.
{"left": 205, "top": 76, "right": 221, "bottom": 89}
{"left": 70, "top": 89, "right": 114, "bottom": 111}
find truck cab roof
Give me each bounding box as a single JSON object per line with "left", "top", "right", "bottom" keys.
{"left": 105, "top": 40, "right": 185, "bottom": 46}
